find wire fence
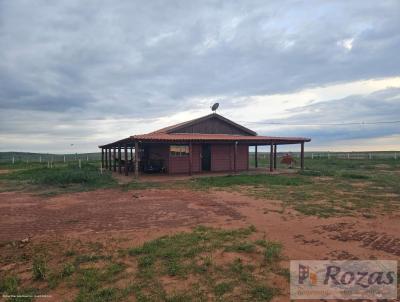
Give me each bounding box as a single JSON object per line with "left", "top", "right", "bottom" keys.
{"left": 250, "top": 151, "right": 399, "bottom": 161}
{"left": 1, "top": 151, "right": 398, "bottom": 165}
{"left": 0, "top": 152, "right": 102, "bottom": 164}
{"left": 304, "top": 151, "right": 398, "bottom": 160}
{"left": 247, "top": 151, "right": 398, "bottom": 170}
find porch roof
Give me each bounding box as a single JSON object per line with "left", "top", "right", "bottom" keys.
{"left": 99, "top": 133, "right": 311, "bottom": 148}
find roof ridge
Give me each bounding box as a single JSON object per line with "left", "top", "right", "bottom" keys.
{"left": 148, "top": 113, "right": 214, "bottom": 134}
{"left": 148, "top": 113, "right": 257, "bottom": 136}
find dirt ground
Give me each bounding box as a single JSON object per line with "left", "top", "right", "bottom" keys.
{"left": 1, "top": 188, "right": 400, "bottom": 259}
{"left": 1, "top": 187, "right": 399, "bottom": 301}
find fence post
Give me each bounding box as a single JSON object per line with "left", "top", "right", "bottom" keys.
{"left": 327, "top": 152, "right": 330, "bottom": 159}
{"left": 347, "top": 153, "right": 350, "bottom": 159}
{"left": 79, "top": 159, "right": 81, "bottom": 169}
{"left": 395, "top": 152, "right": 397, "bottom": 160}
{"left": 47, "top": 161, "right": 50, "bottom": 168}
{"left": 311, "top": 153, "right": 314, "bottom": 159}
{"left": 64, "top": 155, "right": 66, "bottom": 163}
{"left": 369, "top": 153, "right": 372, "bottom": 160}
{"left": 86, "top": 155, "right": 89, "bottom": 161}
{"left": 12, "top": 156, "right": 15, "bottom": 164}
{"left": 39, "top": 156, "right": 42, "bottom": 163}
{"left": 100, "top": 162, "right": 103, "bottom": 174}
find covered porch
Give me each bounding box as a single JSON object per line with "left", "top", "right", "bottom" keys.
{"left": 99, "top": 136, "right": 310, "bottom": 178}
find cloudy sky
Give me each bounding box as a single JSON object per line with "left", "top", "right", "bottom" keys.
{"left": 0, "top": 0, "right": 399, "bottom": 153}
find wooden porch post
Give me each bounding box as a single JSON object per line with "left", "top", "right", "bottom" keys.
{"left": 130, "top": 147, "right": 133, "bottom": 173}
{"left": 113, "top": 147, "right": 116, "bottom": 172}
{"left": 234, "top": 141, "right": 238, "bottom": 172}
{"left": 135, "top": 141, "right": 139, "bottom": 178}
{"left": 189, "top": 142, "right": 193, "bottom": 176}
{"left": 269, "top": 143, "right": 273, "bottom": 172}
{"left": 247, "top": 145, "right": 250, "bottom": 171}
{"left": 300, "top": 142, "right": 305, "bottom": 170}
{"left": 105, "top": 148, "right": 108, "bottom": 169}
{"left": 255, "top": 145, "right": 258, "bottom": 168}
{"left": 124, "top": 144, "right": 128, "bottom": 176}
{"left": 118, "top": 145, "right": 122, "bottom": 174}
{"left": 108, "top": 148, "right": 112, "bottom": 170}
{"left": 101, "top": 148, "right": 104, "bottom": 169}
{"left": 273, "top": 144, "right": 277, "bottom": 170}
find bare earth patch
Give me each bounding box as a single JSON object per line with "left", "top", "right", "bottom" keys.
{"left": 0, "top": 189, "right": 244, "bottom": 242}
{"left": 1, "top": 187, "right": 399, "bottom": 300}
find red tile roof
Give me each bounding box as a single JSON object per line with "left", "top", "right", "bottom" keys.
{"left": 150, "top": 113, "right": 257, "bottom": 136}
{"left": 99, "top": 113, "right": 311, "bottom": 147}
{"left": 131, "top": 133, "right": 310, "bottom": 143}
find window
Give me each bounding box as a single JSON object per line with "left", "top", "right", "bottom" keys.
{"left": 170, "top": 145, "right": 189, "bottom": 157}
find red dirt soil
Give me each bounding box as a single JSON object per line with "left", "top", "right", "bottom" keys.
{"left": 1, "top": 188, "right": 400, "bottom": 259}
{"left": 1, "top": 188, "right": 399, "bottom": 301}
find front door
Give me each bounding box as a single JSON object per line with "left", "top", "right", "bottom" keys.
{"left": 201, "top": 144, "right": 211, "bottom": 171}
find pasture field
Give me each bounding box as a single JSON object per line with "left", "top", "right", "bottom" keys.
{"left": 0, "top": 157, "right": 399, "bottom": 301}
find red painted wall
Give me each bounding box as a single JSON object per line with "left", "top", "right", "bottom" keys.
{"left": 236, "top": 145, "right": 249, "bottom": 171}
{"left": 168, "top": 144, "right": 202, "bottom": 174}
{"left": 192, "top": 144, "right": 201, "bottom": 173}
{"left": 210, "top": 144, "right": 249, "bottom": 172}
{"left": 169, "top": 156, "right": 189, "bottom": 174}
{"left": 167, "top": 143, "right": 249, "bottom": 174}
{"left": 211, "top": 144, "right": 233, "bottom": 171}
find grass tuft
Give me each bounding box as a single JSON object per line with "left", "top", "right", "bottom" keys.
{"left": 32, "top": 256, "right": 47, "bottom": 280}
{"left": 264, "top": 242, "right": 282, "bottom": 264}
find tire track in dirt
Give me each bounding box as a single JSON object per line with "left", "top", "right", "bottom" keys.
{"left": 320, "top": 222, "right": 400, "bottom": 256}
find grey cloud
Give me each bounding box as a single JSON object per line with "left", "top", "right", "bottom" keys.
{"left": 1, "top": 0, "right": 399, "bottom": 118}
{"left": 255, "top": 87, "right": 400, "bottom": 143}
{"left": 0, "top": 0, "right": 399, "bottom": 151}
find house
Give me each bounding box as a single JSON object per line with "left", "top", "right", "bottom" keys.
{"left": 99, "top": 113, "right": 311, "bottom": 177}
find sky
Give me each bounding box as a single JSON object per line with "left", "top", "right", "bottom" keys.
{"left": 0, "top": 0, "right": 399, "bottom": 153}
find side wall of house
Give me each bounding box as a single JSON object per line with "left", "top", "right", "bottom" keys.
{"left": 210, "top": 144, "right": 249, "bottom": 172}
{"left": 236, "top": 144, "right": 249, "bottom": 171}
{"left": 168, "top": 156, "right": 188, "bottom": 174}
{"left": 211, "top": 144, "right": 232, "bottom": 171}
{"left": 191, "top": 144, "right": 201, "bottom": 173}
{"left": 167, "top": 143, "right": 249, "bottom": 174}
{"left": 168, "top": 144, "right": 202, "bottom": 174}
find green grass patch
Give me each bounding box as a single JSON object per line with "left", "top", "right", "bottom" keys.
{"left": 0, "top": 162, "right": 116, "bottom": 193}
{"left": 340, "top": 172, "right": 369, "bottom": 179}
{"left": 203, "top": 158, "right": 400, "bottom": 218}
{"left": 74, "top": 254, "right": 111, "bottom": 265}
{"left": 263, "top": 242, "right": 282, "bottom": 264}
{"left": 32, "top": 256, "right": 47, "bottom": 280}
{"left": 224, "top": 242, "right": 256, "bottom": 253}
{"left": 249, "top": 285, "right": 276, "bottom": 301}
{"left": 294, "top": 203, "right": 348, "bottom": 218}
{"left": 0, "top": 227, "right": 282, "bottom": 301}
{"left": 0, "top": 275, "right": 39, "bottom": 302}
{"left": 120, "top": 181, "right": 161, "bottom": 191}
{"left": 125, "top": 226, "right": 281, "bottom": 301}
{"left": 214, "top": 281, "right": 234, "bottom": 297}
{"left": 191, "top": 174, "right": 310, "bottom": 189}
